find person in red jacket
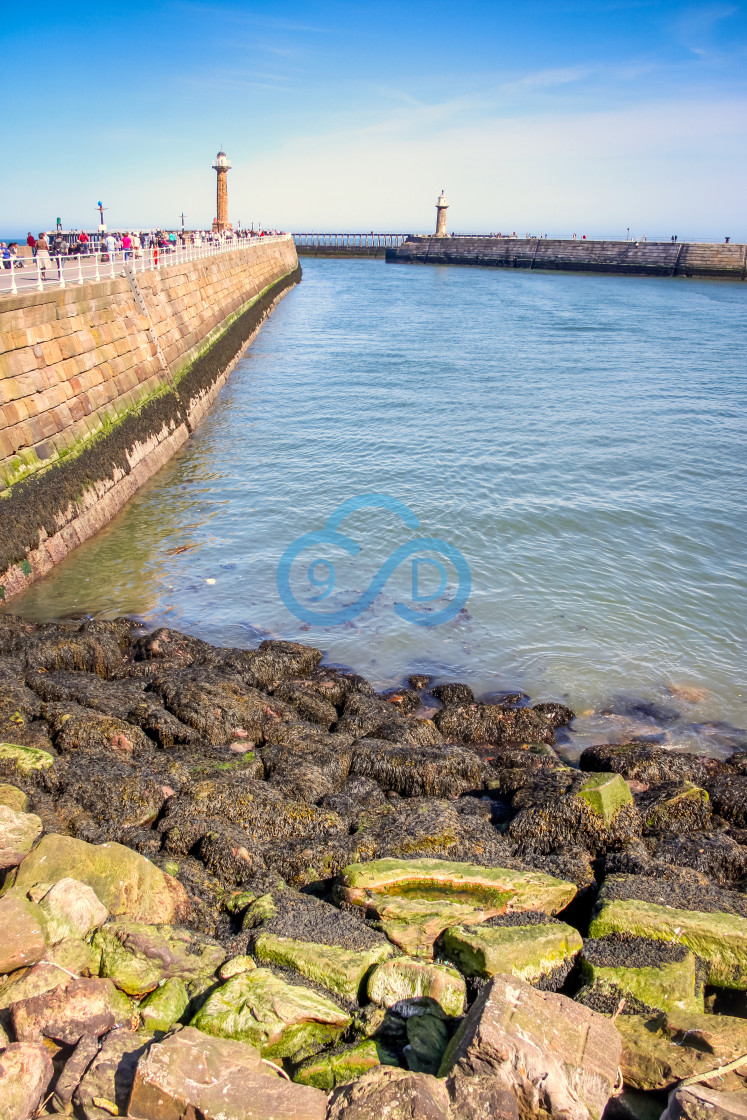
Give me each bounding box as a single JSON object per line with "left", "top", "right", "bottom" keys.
{"left": 26, "top": 232, "right": 36, "bottom": 255}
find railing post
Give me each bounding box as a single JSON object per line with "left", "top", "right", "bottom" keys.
{"left": 77, "top": 254, "right": 84, "bottom": 284}
{"left": 57, "top": 256, "right": 66, "bottom": 289}
{"left": 10, "top": 258, "right": 17, "bottom": 295}
{"left": 35, "top": 254, "right": 43, "bottom": 291}
{"left": 110, "top": 251, "right": 116, "bottom": 279}
{"left": 94, "top": 251, "right": 100, "bottom": 283}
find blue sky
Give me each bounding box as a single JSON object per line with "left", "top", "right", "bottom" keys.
{"left": 2, "top": 1, "right": 746, "bottom": 236}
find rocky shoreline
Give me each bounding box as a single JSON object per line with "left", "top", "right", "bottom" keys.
{"left": 0, "top": 613, "right": 745, "bottom": 1119}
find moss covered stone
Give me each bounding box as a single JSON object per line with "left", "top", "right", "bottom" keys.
{"left": 367, "top": 958, "right": 466, "bottom": 1016}
{"left": 618, "top": 1011, "right": 747, "bottom": 1091}
{"left": 94, "top": 921, "right": 225, "bottom": 997}
{"left": 442, "top": 921, "right": 582, "bottom": 983}
{"left": 294, "top": 1039, "right": 400, "bottom": 1091}
{"left": 589, "top": 898, "right": 747, "bottom": 989}
{"left": 252, "top": 932, "right": 393, "bottom": 1000}
{"left": 0, "top": 783, "right": 29, "bottom": 811}
{"left": 580, "top": 942, "right": 703, "bottom": 1015}
{"left": 190, "top": 967, "right": 351, "bottom": 1063}
{"left": 139, "top": 977, "right": 190, "bottom": 1032}
{"left": 577, "top": 773, "right": 633, "bottom": 821}
{"left": 0, "top": 741, "right": 54, "bottom": 772}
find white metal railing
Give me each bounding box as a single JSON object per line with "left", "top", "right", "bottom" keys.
{"left": 0, "top": 234, "right": 292, "bottom": 297}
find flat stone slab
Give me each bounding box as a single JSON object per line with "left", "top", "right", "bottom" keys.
{"left": 128, "top": 1026, "right": 328, "bottom": 1120}
{"left": 190, "top": 966, "right": 351, "bottom": 1063}
{"left": 440, "top": 974, "right": 622, "bottom": 1120}
{"left": 580, "top": 940, "right": 703, "bottom": 1015}
{"left": 442, "top": 921, "right": 582, "bottom": 982}
{"left": 589, "top": 897, "right": 747, "bottom": 989}
{"left": 11, "top": 833, "right": 189, "bottom": 924}
{"left": 252, "top": 932, "right": 393, "bottom": 1000}
{"left": 367, "top": 958, "right": 466, "bottom": 1016}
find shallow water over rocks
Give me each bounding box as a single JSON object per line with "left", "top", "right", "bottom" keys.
{"left": 6, "top": 258, "right": 747, "bottom": 759}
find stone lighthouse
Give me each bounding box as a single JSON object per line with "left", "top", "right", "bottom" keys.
{"left": 212, "top": 149, "right": 232, "bottom": 232}
{"left": 435, "top": 189, "right": 449, "bottom": 236}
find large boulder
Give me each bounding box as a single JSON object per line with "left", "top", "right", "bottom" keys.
{"left": 190, "top": 967, "right": 351, "bottom": 1063}
{"left": 367, "top": 958, "right": 466, "bottom": 1016}
{"left": 0, "top": 803, "right": 42, "bottom": 868}
{"left": 0, "top": 895, "right": 47, "bottom": 974}
{"left": 337, "top": 858, "right": 576, "bottom": 957}
{"left": 439, "top": 974, "right": 622, "bottom": 1120}
{"left": 0, "top": 1042, "right": 54, "bottom": 1120}
{"left": 93, "top": 919, "right": 225, "bottom": 997}
{"left": 327, "top": 1066, "right": 452, "bottom": 1120}
{"left": 349, "top": 739, "right": 487, "bottom": 798}
{"left": 442, "top": 920, "right": 582, "bottom": 988}
{"left": 38, "top": 877, "right": 108, "bottom": 943}
{"left": 12, "top": 976, "right": 133, "bottom": 1044}
{"left": 617, "top": 1010, "right": 747, "bottom": 1092}
{"left": 73, "top": 1027, "right": 150, "bottom": 1120}
{"left": 253, "top": 933, "right": 392, "bottom": 1001}
{"left": 10, "top": 834, "right": 189, "bottom": 923}
{"left": 578, "top": 937, "right": 703, "bottom": 1016}
{"left": 662, "top": 1086, "right": 747, "bottom": 1120}
{"left": 128, "top": 1026, "right": 328, "bottom": 1120}
{"left": 294, "top": 1039, "right": 400, "bottom": 1092}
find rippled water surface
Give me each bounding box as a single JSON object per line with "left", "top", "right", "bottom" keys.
{"left": 9, "top": 258, "right": 747, "bottom": 756}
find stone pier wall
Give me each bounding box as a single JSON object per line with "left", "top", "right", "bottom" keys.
{"left": 386, "top": 237, "right": 747, "bottom": 280}
{"left": 0, "top": 238, "right": 300, "bottom": 601}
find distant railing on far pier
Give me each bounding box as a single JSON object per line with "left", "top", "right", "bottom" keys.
{"left": 295, "top": 233, "right": 410, "bottom": 248}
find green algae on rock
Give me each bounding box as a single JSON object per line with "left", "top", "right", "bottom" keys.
{"left": 94, "top": 920, "right": 225, "bottom": 997}
{"left": 617, "top": 1010, "right": 747, "bottom": 1091}
{"left": 367, "top": 958, "right": 466, "bottom": 1016}
{"left": 577, "top": 773, "right": 633, "bottom": 820}
{"left": 579, "top": 938, "right": 703, "bottom": 1016}
{"left": 138, "top": 977, "right": 190, "bottom": 1032}
{"left": 190, "top": 967, "right": 351, "bottom": 1062}
{"left": 252, "top": 932, "right": 393, "bottom": 1001}
{"left": 0, "top": 741, "right": 54, "bottom": 773}
{"left": 442, "top": 921, "right": 582, "bottom": 984}
{"left": 10, "top": 834, "right": 189, "bottom": 925}
{"left": 294, "top": 1039, "right": 400, "bottom": 1091}
{"left": 589, "top": 898, "right": 747, "bottom": 989}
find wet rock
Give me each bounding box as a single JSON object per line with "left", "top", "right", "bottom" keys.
{"left": 261, "top": 722, "right": 354, "bottom": 801}
{"left": 367, "top": 959, "right": 466, "bottom": 1016}
{"left": 338, "top": 857, "right": 576, "bottom": 957}
{"left": 53, "top": 708, "right": 152, "bottom": 756}
{"left": 273, "top": 679, "right": 339, "bottom": 726}
{"left": 245, "top": 639, "right": 324, "bottom": 691}
{"left": 134, "top": 624, "right": 216, "bottom": 664}
{"left": 0, "top": 1042, "right": 54, "bottom": 1120}
{"left": 431, "top": 683, "right": 475, "bottom": 706}
{"left": 73, "top": 1027, "right": 150, "bottom": 1120}
{"left": 11, "top": 834, "right": 190, "bottom": 924}
{"left": 335, "top": 692, "right": 411, "bottom": 741}
{"left": 150, "top": 667, "right": 291, "bottom": 746}
{"left": 442, "top": 921, "right": 582, "bottom": 988}
{"left": 662, "top": 1085, "right": 747, "bottom": 1120}
{"left": 51, "top": 1033, "right": 100, "bottom": 1112}
{"left": 0, "top": 781, "right": 29, "bottom": 810}
{"left": 434, "top": 702, "right": 556, "bottom": 747}
{"left": 637, "top": 781, "right": 712, "bottom": 835}
{"left": 579, "top": 742, "right": 725, "bottom": 787}
{"left": 139, "top": 976, "right": 190, "bottom": 1031}
{"left": 327, "top": 1065, "right": 451, "bottom": 1120}
{"left": 21, "top": 624, "right": 124, "bottom": 679}
{"left": 531, "top": 701, "right": 576, "bottom": 729}
{"left": 440, "top": 975, "right": 622, "bottom": 1120}
{"left": 0, "top": 895, "right": 47, "bottom": 974}
{"left": 408, "top": 674, "right": 431, "bottom": 690}
{"left": 0, "top": 802, "right": 42, "bottom": 868}
{"left": 709, "top": 773, "right": 747, "bottom": 828}
{"left": 38, "top": 877, "right": 108, "bottom": 943}
{"left": 509, "top": 770, "right": 641, "bottom": 857}
{"left": 191, "top": 967, "right": 351, "bottom": 1062}
{"left": 578, "top": 938, "right": 703, "bottom": 1016}
{"left": 618, "top": 1010, "right": 747, "bottom": 1091}
{"left": 128, "top": 1025, "right": 328, "bottom": 1120}
{"left": 349, "top": 739, "right": 488, "bottom": 798}
{"left": 12, "top": 976, "right": 132, "bottom": 1044}
{"left": 93, "top": 920, "right": 225, "bottom": 996}
{"left": 590, "top": 876, "right": 747, "bottom": 989}
{"left": 295, "top": 1039, "right": 401, "bottom": 1091}
{"left": 381, "top": 687, "right": 422, "bottom": 715}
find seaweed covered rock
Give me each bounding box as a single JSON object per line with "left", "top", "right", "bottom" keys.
{"left": 431, "top": 683, "right": 475, "bottom": 706}
{"left": 651, "top": 832, "right": 747, "bottom": 886}
{"left": 434, "top": 702, "right": 556, "bottom": 747}
{"left": 578, "top": 937, "right": 704, "bottom": 1015}
{"left": 128, "top": 1025, "right": 328, "bottom": 1120}
{"left": 442, "top": 920, "right": 582, "bottom": 988}
{"left": 637, "top": 781, "right": 712, "bottom": 835}
{"left": 590, "top": 874, "right": 747, "bottom": 988}
{"left": 10, "top": 833, "right": 189, "bottom": 923}
{"left": 261, "top": 721, "right": 354, "bottom": 802}
{"left": 349, "top": 738, "right": 488, "bottom": 798}
{"left": 579, "top": 742, "right": 726, "bottom": 787}
{"left": 709, "top": 773, "right": 747, "bottom": 828}
{"left": 367, "top": 959, "right": 466, "bottom": 1016}
{"left": 245, "top": 886, "right": 394, "bottom": 1000}
{"left": 190, "top": 967, "right": 351, "bottom": 1062}
{"left": 439, "top": 975, "right": 622, "bottom": 1120}
{"left": 509, "top": 770, "right": 640, "bottom": 857}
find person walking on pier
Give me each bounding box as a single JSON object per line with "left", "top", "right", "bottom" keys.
{"left": 35, "top": 233, "right": 52, "bottom": 279}
{"left": 27, "top": 232, "right": 36, "bottom": 255}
